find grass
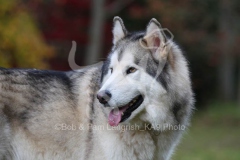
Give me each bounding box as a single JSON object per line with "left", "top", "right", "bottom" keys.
{"left": 172, "top": 103, "right": 240, "bottom": 160}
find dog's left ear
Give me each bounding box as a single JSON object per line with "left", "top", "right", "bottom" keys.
{"left": 142, "top": 18, "right": 167, "bottom": 61}
{"left": 112, "top": 16, "right": 127, "bottom": 45}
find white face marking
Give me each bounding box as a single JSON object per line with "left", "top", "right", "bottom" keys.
{"left": 99, "top": 48, "right": 166, "bottom": 114}
{"left": 100, "top": 51, "right": 140, "bottom": 108}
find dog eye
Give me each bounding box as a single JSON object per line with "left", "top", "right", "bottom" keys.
{"left": 126, "top": 67, "right": 137, "bottom": 74}
{"left": 109, "top": 68, "right": 113, "bottom": 73}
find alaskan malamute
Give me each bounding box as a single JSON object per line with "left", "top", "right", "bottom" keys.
{"left": 0, "top": 17, "right": 194, "bottom": 160}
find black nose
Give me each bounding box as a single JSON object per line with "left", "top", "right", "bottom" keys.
{"left": 97, "top": 90, "right": 112, "bottom": 104}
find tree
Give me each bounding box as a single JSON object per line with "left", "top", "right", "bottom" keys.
{"left": 238, "top": 62, "right": 240, "bottom": 105}
{"left": 148, "top": 0, "right": 240, "bottom": 104}
{"left": 218, "top": 0, "right": 236, "bottom": 102}
{"left": 238, "top": 58, "right": 240, "bottom": 106}
{"left": 85, "top": 0, "right": 106, "bottom": 65}
{"left": 0, "top": 0, "right": 54, "bottom": 69}
{"left": 85, "top": 0, "right": 135, "bottom": 65}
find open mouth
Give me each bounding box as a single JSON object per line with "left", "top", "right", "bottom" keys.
{"left": 108, "top": 95, "right": 144, "bottom": 126}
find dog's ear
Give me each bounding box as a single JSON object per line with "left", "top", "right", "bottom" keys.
{"left": 112, "top": 16, "right": 127, "bottom": 45}
{"left": 142, "top": 18, "right": 168, "bottom": 61}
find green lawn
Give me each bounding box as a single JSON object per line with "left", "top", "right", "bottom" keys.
{"left": 173, "top": 103, "right": 240, "bottom": 160}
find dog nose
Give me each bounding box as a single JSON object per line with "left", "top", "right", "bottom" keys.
{"left": 97, "top": 90, "right": 112, "bottom": 104}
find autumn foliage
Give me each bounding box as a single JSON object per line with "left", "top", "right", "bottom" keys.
{"left": 0, "top": 0, "right": 54, "bottom": 69}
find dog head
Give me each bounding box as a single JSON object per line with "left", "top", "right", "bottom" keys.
{"left": 97, "top": 17, "right": 189, "bottom": 128}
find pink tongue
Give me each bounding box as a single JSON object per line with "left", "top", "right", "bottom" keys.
{"left": 108, "top": 106, "right": 129, "bottom": 126}
{"left": 108, "top": 109, "right": 123, "bottom": 126}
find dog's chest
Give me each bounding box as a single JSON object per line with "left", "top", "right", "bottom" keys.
{"left": 98, "top": 130, "right": 156, "bottom": 160}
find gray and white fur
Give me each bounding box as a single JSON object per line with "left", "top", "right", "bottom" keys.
{"left": 0, "top": 17, "right": 194, "bottom": 160}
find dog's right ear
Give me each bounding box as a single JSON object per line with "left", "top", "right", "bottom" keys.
{"left": 141, "top": 18, "right": 168, "bottom": 61}
{"left": 112, "top": 16, "right": 127, "bottom": 45}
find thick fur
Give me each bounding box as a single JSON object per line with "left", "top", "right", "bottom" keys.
{"left": 0, "top": 17, "right": 194, "bottom": 160}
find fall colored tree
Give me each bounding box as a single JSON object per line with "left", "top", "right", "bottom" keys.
{"left": 17, "top": 0, "right": 239, "bottom": 105}
{"left": 0, "top": 0, "right": 54, "bottom": 69}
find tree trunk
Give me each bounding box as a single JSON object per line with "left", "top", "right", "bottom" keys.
{"left": 85, "top": 0, "right": 105, "bottom": 65}
{"left": 238, "top": 59, "right": 240, "bottom": 105}
{"left": 218, "top": 0, "right": 235, "bottom": 102}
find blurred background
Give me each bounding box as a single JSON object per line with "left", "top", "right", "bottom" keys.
{"left": 0, "top": 0, "right": 239, "bottom": 159}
